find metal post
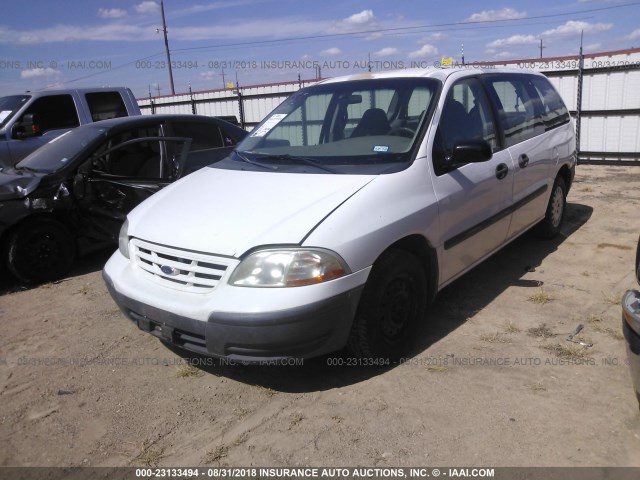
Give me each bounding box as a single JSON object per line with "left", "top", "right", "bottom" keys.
{"left": 189, "top": 85, "right": 196, "bottom": 114}
{"left": 160, "top": 0, "right": 175, "bottom": 95}
{"left": 575, "top": 31, "right": 584, "bottom": 161}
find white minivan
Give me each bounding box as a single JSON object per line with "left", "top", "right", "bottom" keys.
{"left": 103, "top": 68, "right": 576, "bottom": 362}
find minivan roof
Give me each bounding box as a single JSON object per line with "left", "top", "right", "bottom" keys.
{"left": 318, "top": 67, "right": 545, "bottom": 84}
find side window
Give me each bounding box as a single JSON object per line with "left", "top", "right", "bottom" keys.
{"left": 530, "top": 77, "right": 570, "bottom": 131}
{"left": 85, "top": 92, "right": 128, "bottom": 121}
{"left": 433, "top": 77, "right": 498, "bottom": 175}
{"left": 171, "top": 121, "right": 223, "bottom": 150}
{"left": 22, "top": 95, "right": 79, "bottom": 133}
{"left": 485, "top": 76, "right": 543, "bottom": 147}
{"left": 89, "top": 125, "right": 166, "bottom": 178}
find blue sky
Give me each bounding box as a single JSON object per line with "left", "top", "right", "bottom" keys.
{"left": 1, "top": 0, "right": 639, "bottom": 98}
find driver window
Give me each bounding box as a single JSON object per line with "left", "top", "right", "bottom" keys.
{"left": 89, "top": 126, "right": 166, "bottom": 178}
{"left": 433, "top": 78, "right": 497, "bottom": 174}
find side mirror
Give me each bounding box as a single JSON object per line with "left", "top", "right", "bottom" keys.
{"left": 12, "top": 113, "right": 42, "bottom": 139}
{"left": 447, "top": 140, "right": 493, "bottom": 165}
{"left": 73, "top": 173, "right": 86, "bottom": 199}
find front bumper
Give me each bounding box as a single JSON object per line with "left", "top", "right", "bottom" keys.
{"left": 621, "top": 289, "right": 640, "bottom": 407}
{"left": 103, "top": 269, "right": 364, "bottom": 362}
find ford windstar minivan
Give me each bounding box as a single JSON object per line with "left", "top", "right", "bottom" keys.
{"left": 104, "top": 68, "right": 576, "bottom": 362}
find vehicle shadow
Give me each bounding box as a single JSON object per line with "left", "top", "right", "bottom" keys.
{"left": 165, "top": 202, "right": 594, "bottom": 392}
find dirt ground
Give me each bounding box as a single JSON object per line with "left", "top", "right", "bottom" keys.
{"left": 1, "top": 164, "right": 639, "bottom": 469}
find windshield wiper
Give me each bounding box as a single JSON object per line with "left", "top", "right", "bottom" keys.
{"left": 253, "top": 154, "right": 340, "bottom": 174}
{"left": 234, "top": 151, "right": 277, "bottom": 170}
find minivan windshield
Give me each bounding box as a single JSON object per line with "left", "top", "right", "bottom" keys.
{"left": 0, "top": 95, "right": 30, "bottom": 129}
{"left": 15, "top": 126, "right": 106, "bottom": 173}
{"left": 227, "top": 77, "right": 440, "bottom": 174}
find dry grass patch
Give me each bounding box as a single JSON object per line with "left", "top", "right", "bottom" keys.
{"left": 528, "top": 288, "right": 554, "bottom": 305}
{"left": 502, "top": 321, "right": 521, "bottom": 334}
{"left": 133, "top": 440, "right": 165, "bottom": 467}
{"left": 589, "top": 314, "right": 624, "bottom": 340}
{"left": 527, "top": 323, "right": 555, "bottom": 339}
{"left": 543, "top": 343, "right": 591, "bottom": 360}
{"left": 602, "top": 291, "right": 621, "bottom": 305}
{"left": 426, "top": 365, "right": 449, "bottom": 373}
{"left": 527, "top": 382, "right": 547, "bottom": 392}
{"left": 176, "top": 363, "right": 204, "bottom": 378}
{"left": 204, "top": 445, "right": 228, "bottom": 464}
{"left": 479, "top": 333, "right": 511, "bottom": 343}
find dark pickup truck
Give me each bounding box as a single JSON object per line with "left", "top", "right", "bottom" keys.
{"left": 0, "top": 114, "right": 247, "bottom": 282}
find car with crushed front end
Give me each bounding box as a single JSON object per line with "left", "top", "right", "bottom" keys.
{"left": 0, "top": 114, "right": 247, "bottom": 283}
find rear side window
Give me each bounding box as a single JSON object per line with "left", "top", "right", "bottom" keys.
{"left": 22, "top": 95, "right": 80, "bottom": 132}
{"left": 484, "top": 75, "right": 544, "bottom": 147}
{"left": 529, "top": 77, "right": 570, "bottom": 131}
{"left": 85, "top": 92, "right": 128, "bottom": 121}
{"left": 171, "top": 121, "right": 224, "bottom": 150}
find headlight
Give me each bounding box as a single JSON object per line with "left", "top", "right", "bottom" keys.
{"left": 118, "top": 219, "right": 130, "bottom": 259}
{"left": 229, "top": 248, "right": 350, "bottom": 287}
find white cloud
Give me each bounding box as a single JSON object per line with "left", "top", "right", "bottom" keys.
{"left": 374, "top": 47, "right": 399, "bottom": 57}
{"left": 199, "top": 71, "right": 217, "bottom": 80}
{"left": 542, "top": 20, "right": 612, "bottom": 38}
{"left": 341, "top": 10, "right": 375, "bottom": 27}
{"left": 133, "top": 1, "right": 159, "bottom": 14}
{"left": 495, "top": 51, "right": 513, "bottom": 59}
{"left": 408, "top": 44, "right": 438, "bottom": 58}
{"left": 467, "top": 8, "right": 527, "bottom": 22}
{"left": 625, "top": 28, "right": 640, "bottom": 41}
{"left": 98, "top": 8, "right": 127, "bottom": 19}
{"left": 20, "top": 67, "right": 62, "bottom": 79}
{"left": 320, "top": 47, "right": 342, "bottom": 56}
{"left": 584, "top": 42, "right": 601, "bottom": 51}
{"left": 419, "top": 32, "right": 446, "bottom": 43}
{"left": 487, "top": 34, "right": 538, "bottom": 49}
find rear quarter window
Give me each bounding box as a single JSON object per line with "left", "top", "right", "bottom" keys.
{"left": 529, "top": 76, "right": 571, "bottom": 131}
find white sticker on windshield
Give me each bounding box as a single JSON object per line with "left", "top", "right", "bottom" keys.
{"left": 0, "top": 110, "right": 11, "bottom": 123}
{"left": 250, "top": 114, "right": 287, "bottom": 137}
{"left": 373, "top": 145, "right": 389, "bottom": 152}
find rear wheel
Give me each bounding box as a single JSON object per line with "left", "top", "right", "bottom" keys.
{"left": 348, "top": 250, "right": 427, "bottom": 361}
{"left": 6, "top": 218, "right": 76, "bottom": 283}
{"left": 536, "top": 176, "right": 567, "bottom": 239}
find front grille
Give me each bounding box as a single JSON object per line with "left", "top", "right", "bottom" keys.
{"left": 131, "top": 238, "right": 237, "bottom": 293}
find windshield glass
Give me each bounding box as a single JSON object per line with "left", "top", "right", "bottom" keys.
{"left": 227, "top": 77, "right": 440, "bottom": 174}
{"left": 0, "top": 95, "right": 30, "bottom": 129}
{"left": 16, "top": 126, "right": 106, "bottom": 173}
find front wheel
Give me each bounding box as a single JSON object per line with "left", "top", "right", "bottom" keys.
{"left": 6, "top": 218, "right": 76, "bottom": 283}
{"left": 347, "top": 250, "right": 427, "bottom": 361}
{"left": 535, "top": 176, "right": 567, "bottom": 239}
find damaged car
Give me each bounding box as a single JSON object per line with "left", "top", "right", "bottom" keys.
{"left": 0, "top": 114, "right": 247, "bottom": 283}
{"left": 622, "top": 235, "right": 640, "bottom": 410}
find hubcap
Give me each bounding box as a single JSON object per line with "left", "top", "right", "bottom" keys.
{"left": 381, "top": 277, "right": 413, "bottom": 339}
{"left": 550, "top": 185, "right": 564, "bottom": 228}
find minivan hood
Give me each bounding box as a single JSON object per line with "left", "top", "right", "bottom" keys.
{"left": 128, "top": 167, "right": 375, "bottom": 257}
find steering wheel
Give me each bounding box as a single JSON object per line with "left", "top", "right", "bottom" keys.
{"left": 389, "top": 127, "right": 415, "bottom": 138}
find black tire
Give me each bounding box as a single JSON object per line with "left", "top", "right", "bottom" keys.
{"left": 6, "top": 218, "right": 76, "bottom": 283}
{"left": 536, "top": 176, "right": 567, "bottom": 239}
{"left": 347, "top": 250, "right": 427, "bottom": 361}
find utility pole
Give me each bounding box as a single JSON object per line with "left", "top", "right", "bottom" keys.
{"left": 539, "top": 38, "right": 545, "bottom": 59}
{"left": 461, "top": 43, "right": 465, "bottom": 65}
{"left": 158, "top": 0, "right": 175, "bottom": 95}
{"left": 575, "top": 31, "right": 585, "bottom": 161}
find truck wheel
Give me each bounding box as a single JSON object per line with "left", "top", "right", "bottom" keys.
{"left": 6, "top": 219, "right": 76, "bottom": 283}
{"left": 348, "top": 250, "right": 427, "bottom": 361}
{"left": 536, "top": 176, "right": 567, "bottom": 239}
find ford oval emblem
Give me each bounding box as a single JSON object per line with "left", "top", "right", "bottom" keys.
{"left": 160, "top": 265, "right": 179, "bottom": 276}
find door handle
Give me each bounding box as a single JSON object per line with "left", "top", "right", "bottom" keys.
{"left": 518, "top": 154, "right": 529, "bottom": 168}
{"left": 495, "top": 163, "right": 509, "bottom": 180}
